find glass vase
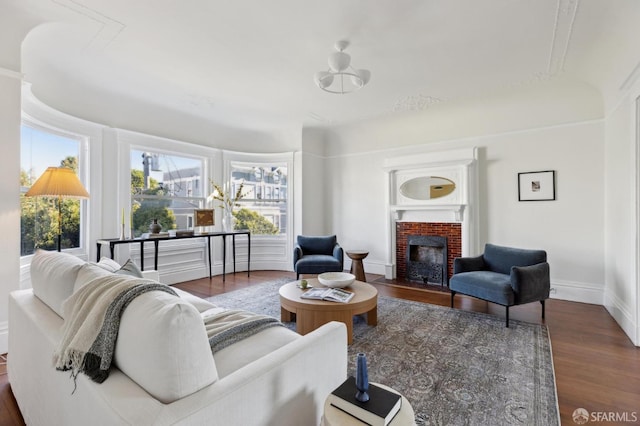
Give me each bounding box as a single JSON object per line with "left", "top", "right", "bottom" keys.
{"left": 222, "top": 211, "right": 233, "bottom": 232}
{"left": 355, "top": 352, "right": 370, "bottom": 402}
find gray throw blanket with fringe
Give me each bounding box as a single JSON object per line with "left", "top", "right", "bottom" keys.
{"left": 205, "top": 309, "right": 284, "bottom": 354}
{"left": 54, "top": 275, "right": 177, "bottom": 384}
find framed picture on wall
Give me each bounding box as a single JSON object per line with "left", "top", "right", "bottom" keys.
{"left": 518, "top": 170, "right": 556, "bottom": 201}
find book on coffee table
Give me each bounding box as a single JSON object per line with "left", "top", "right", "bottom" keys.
{"left": 300, "top": 287, "right": 354, "bottom": 303}
{"left": 328, "top": 376, "right": 402, "bottom": 426}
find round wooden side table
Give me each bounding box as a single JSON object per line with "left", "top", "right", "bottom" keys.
{"left": 321, "top": 382, "right": 416, "bottom": 426}
{"left": 346, "top": 250, "right": 369, "bottom": 282}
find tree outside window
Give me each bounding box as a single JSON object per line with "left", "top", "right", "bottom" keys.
{"left": 230, "top": 163, "right": 287, "bottom": 235}
{"left": 130, "top": 150, "right": 205, "bottom": 236}
{"left": 20, "top": 125, "right": 84, "bottom": 255}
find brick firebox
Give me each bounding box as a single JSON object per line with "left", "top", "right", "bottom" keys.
{"left": 396, "top": 222, "right": 462, "bottom": 284}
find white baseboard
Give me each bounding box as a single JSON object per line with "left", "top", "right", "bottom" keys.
{"left": 0, "top": 321, "right": 8, "bottom": 354}
{"left": 160, "top": 260, "right": 291, "bottom": 285}
{"left": 604, "top": 290, "right": 639, "bottom": 346}
{"left": 359, "top": 260, "right": 387, "bottom": 276}
{"left": 549, "top": 279, "right": 604, "bottom": 305}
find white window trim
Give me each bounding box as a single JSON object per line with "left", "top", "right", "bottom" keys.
{"left": 222, "top": 150, "right": 294, "bottom": 242}
{"left": 19, "top": 115, "right": 91, "bottom": 262}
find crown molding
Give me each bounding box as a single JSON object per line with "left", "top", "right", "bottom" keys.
{"left": 548, "top": 0, "right": 579, "bottom": 74}
{"left": 0, "top": 67, "right": 23, "bottom": 80}
{"left": 51, "top": 0, "right": 126, "bottom": 51}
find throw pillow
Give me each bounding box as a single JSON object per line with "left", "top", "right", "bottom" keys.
{"left": 94, "top": 257, "right": 121, "bottom": 273}
{"left": 116, "top": 259, "right": 144, "bottom": 278}
{"left": 73, "top": 263, "right": 114, "bottom": 293}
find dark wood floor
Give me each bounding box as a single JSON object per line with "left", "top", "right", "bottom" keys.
{"left": 1, "top": 270, "right": 639, "bottom": 425}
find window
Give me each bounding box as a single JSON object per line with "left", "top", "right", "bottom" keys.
{"left": 230, "top": 163, "right": 288, "bottom": 235}
{"left": 20, "top": 124, "right": 85, "bottom": 255}
{"left": 130, "top": 149, "right": 205, "bottom": 236}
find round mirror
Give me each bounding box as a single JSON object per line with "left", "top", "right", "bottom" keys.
{"left": 399, "top": 176, "right": 456, "bottom": 200}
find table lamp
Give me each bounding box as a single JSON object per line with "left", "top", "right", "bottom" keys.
{"left": 25, "top": 167, "right": 90, "bottom": 251}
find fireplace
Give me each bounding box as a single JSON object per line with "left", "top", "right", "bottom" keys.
{"left": 396, "top": 222, "right": 462, "bottom": 287}
{"left": 383, "top": 147, "right": 478, "bottom": 282}
{"left": 406, "top": 235, "right": 448, "bottom": 286}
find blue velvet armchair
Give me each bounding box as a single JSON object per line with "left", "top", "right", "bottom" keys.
{"left": 449, "top": 243, "right": 550, "bottom": 327}
{"left": 293, "top": 235, "right": 344, "bottom": 279}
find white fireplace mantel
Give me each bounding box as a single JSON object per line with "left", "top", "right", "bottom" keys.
{"left": 383, "top": 147, "right": 479, "bottom": 279}
{"left": 390, "top": 204, "right": 466, "bottom": 222}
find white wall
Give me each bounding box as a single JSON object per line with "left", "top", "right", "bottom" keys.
{"left": 300, "top": 128, "right": 327, "bottom": 236}
{"left": 0, "top": 69, "right": 22, "bottom": 353}
{"left": 318, "top": 84, "right": 606, "bottom": 306}
{"left": 604, "top": 84, "right": 640, "bottom": 346}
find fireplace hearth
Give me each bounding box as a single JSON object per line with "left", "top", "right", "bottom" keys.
{"left": 406, "top": 235, "right": 448, "bottom": 286}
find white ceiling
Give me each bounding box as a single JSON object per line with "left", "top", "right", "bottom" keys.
{"left": 6, "top": 0, "right": 640, "bottom": 134}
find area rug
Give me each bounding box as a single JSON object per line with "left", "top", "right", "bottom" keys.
{"left": 206, "top": 279, "right": 559, "bottom": 426}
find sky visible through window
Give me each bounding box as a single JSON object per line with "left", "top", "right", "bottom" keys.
{"left": 130, "top": 149, "right": 201, "bottom": 185}
{"left": 21, "top": 125, "right": 79, "bottom": 181}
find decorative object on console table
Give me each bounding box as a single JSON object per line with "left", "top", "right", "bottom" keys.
{"left": 208, "top": 180, "right": 246, "bottom": 232}
{"left": 120, "top": 208, "right": 126, "bottom": 240}
{"left": 194, "top": 209, "right": 214, "bottom": 234}
{"left": 222, "top": 211, "right": 233, "bottom": 233}
{"left": 149, "top": 218, "right": 162, "bottom": 234}
{"left": 355, "top": 352, "right": 369, "bottom": 402}
{"left": 329, "top": 376, "right": 402, "bottom": 426}
{"left": 518, "top": 170, "right": 556, "bottom": 201}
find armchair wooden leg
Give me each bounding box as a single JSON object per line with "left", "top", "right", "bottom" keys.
{"left": 505, "top": 306, "right": 509, "bottom": 328}
{"left": 541, "top": 300, "right": 545, "bottom": 319}
{"left": 450, "top": 291, "right": 456, "bottom": 308}
{"left": 296, "top": 272, "right": 299, "bottom": 280}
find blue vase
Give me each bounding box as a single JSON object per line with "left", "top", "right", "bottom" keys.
{"left": 355, "top": 352, "right": 370, "bottom": 402}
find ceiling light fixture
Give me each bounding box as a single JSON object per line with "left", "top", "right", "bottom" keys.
{"left": 314, "top": 40, "right": 370, "bottom": 94}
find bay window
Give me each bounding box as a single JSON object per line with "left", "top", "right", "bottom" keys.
{"left": 20, "top": 123, "right": 87, "bottom": 255}
{"left": 130, "top": 149, "right": 206, "bottom": 236}
{"left": 230, "top": 162, "right": 288, "bottom": 236}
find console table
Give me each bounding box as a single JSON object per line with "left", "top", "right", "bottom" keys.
{"left": 96, "top": 231, "right": 250, "bottom": 281}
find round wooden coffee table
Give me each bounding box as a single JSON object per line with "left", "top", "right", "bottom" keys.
{"left": 279, "top": 279, "right": 378, "bottom": 344}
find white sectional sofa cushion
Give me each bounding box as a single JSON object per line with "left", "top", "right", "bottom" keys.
{"left": 116, "top": 290, "right": 219, "bottom": 403}
{"left": 31, "top": 249, "right": 85, "bottom": 317}
{"left": 68, "top": 258, "right": 219, "bottom": 403}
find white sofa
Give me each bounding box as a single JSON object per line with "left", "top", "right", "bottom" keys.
{"left": 8, "top": 250, "right": 348, "bottom": 425}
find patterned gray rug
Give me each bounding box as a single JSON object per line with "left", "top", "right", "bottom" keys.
{"left": 206, "top": 279, "right": 559, "bottom": 426}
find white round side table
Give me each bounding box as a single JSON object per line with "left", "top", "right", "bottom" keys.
{"left": 321, "top": 382, "right": 416, "bottom": 426}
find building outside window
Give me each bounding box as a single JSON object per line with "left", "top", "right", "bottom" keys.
{"left": 230, "top": 163, "right": 287, "bottom": 235}
{"left": 130, "top": 149, "right": 205, "bottom": 236}
{"left": 20, "top": 123, "right": 85, "bottom": 255}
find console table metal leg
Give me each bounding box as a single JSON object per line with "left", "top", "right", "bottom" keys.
{"left": 140, "top": 241, "right": 144, "bottom": 270}
{"left": 207, "top": 236, "right": 212, "bottom": 279}
{"left": 109, "top": 243, "right": 115, "bottom": 260}
{"left": 222, "top": 235, "right": 226, "bottom": 282}
{"left": 232, "top": 234, "right": 236, "bottom": 274}
{"left": 96, "top": 243, "right": 101, "bottom": 262}
{"left": 154, "top": 240, "right": 159, "bottom": 270}
{"left": 247, "top": 234, "right": 250, "bottom": 277}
